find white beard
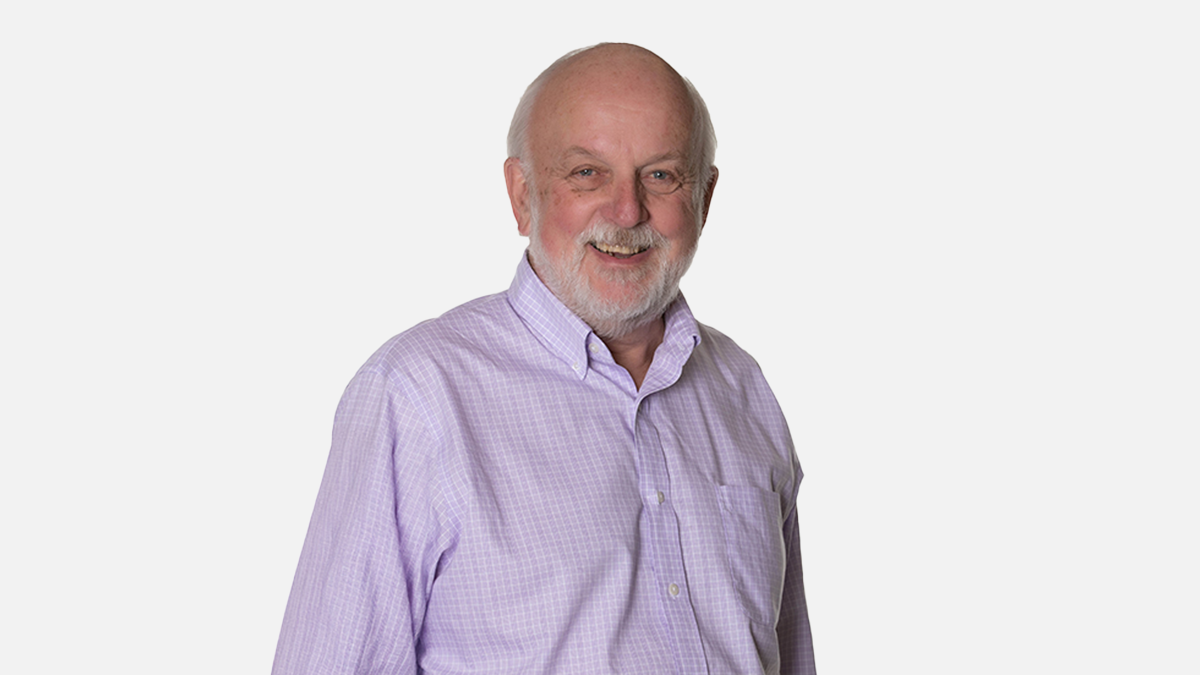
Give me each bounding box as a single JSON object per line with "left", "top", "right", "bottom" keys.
{"left": 527, "top": 210, "right": 699, "bottom": 339}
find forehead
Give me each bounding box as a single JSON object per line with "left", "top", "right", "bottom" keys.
{"left": 530, "top": 51, "right": 693, "bottom": 162}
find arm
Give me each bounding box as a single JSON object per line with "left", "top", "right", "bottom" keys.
{"left": 776, "top": 465, "right": 817, "bottom": 675}
{"left": 272, "top": 369, "right": 451, "bottom": 675}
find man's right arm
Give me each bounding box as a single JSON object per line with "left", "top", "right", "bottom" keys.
{"left": 272, "top": 368, "right": 450, "bottom": 675}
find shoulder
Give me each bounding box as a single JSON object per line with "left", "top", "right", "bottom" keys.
{"left": 689, "top": 321, "right": 770, "bottom": 384}
{"left": 338, "top": 291, "right": 531, "bottom": 432}
{"left": 357, "top": 291, "right": 518, "bottom": 381}
{"left": 685, "top": 321, "right": 791, "bottom": 426}
{"left": 675, "top": 320, "right": 800, "bottom": 491}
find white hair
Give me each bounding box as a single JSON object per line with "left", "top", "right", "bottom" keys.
{"left": 506, "top": 44, "right": 717, "bottom": 213}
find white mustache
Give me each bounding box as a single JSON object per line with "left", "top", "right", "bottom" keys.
{"left": 579, "top": 222, "right": 668, "bottom": 251}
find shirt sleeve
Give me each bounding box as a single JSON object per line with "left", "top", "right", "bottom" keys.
{"left": 777, "top": 462, "right": 817, "bottom": 675}
{"left": 272, "top": 368, "right": 454, "bottom": 675}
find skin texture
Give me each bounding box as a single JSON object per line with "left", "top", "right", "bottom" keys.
{"left": 504, "top": 44, "right": 718, "bottom": 389}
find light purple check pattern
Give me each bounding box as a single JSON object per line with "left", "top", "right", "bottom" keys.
{"left": 273, "top": 256, "right": 816, "bottom": 674}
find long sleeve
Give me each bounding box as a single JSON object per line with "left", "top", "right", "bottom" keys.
{"left": 776, "top": 464, "right": 817, "bottom": 674}
{"left": 272, "top": 369, "right": 453, "bottom": 675}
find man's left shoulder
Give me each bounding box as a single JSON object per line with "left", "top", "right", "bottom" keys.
{"left": 689, "top": 321, "right": 773, "bottom": 382}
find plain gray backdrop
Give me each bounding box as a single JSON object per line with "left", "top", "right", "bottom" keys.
{"left": 2, "top": 1, "right": 1196, "bottom": 672}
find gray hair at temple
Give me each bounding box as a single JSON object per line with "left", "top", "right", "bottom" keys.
{"left": 506, "top": 44, "right": 718, "bottom": 217}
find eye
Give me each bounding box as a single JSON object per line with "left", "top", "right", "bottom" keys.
{"left": 643, "top": 168, "right": 682, "bottom": 194}
{"left": 567, "top": 166, "right": 606, "bottom": 191}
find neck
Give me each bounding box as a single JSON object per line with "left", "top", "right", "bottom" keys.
{"left": 600, "top": 317, "right": 665, "bottom": 390}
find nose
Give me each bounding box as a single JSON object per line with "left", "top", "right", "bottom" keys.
{"left": 603, "top": 174, "right": 649, "bottom": 228}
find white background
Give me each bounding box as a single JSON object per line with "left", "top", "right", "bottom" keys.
{"left": 2, "top": 1, "right": 1197, "bottom": 673}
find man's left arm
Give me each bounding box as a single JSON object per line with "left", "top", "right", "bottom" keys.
{"left": 777, "top": 464, "right": 817, "bottom": 675}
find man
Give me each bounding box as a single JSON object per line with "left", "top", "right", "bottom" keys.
{"left": 273, "top": 43, "right": 816, "bottom": 674}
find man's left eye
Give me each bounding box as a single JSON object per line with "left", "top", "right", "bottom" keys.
{"left": 643, "top": 170, "right": 680, "bottom": 194}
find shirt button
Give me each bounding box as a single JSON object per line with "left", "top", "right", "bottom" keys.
{"left": 656, "top": 490, "right": 665, "bottom": 504}
{"left": 668, "top": 583, "right": 680, "bottom": 597}
{"left": 589, "top": 343, "right": 599, "bottom": 353}
{"left": 571, "top": 362, "right": 580, "bottom": 370}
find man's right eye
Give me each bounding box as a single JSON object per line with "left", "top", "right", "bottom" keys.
{"left": 568, "top": 167, "right": 605, "bottom": 190}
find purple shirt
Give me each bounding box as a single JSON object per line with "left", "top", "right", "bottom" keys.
{"left": 273, "top": 256, "right": 816, "bottom": 674}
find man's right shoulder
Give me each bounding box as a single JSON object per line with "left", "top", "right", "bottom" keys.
{"left": 335, "top": 290, "right": 536, "bottom": 440}
{"left": 353, "top": 290, "right": 524, "bottom": 384}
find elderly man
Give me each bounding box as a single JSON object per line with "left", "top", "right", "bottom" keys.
{"left": 273, "top": 44, "right": 816, "bottom": 674}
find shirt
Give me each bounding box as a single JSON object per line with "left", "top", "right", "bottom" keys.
{"left": 273, "top": 255, "right": 816, "bottom": 675}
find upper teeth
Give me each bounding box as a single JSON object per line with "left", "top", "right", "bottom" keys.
{"left": 594, "top": 242, "right": 645, "bottom": 255}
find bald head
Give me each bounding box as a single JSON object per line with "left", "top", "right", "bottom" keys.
{"left": 507, "top": 44, "right": 716, "bottom": 203}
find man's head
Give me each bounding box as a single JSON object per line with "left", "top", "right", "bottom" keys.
{"left": 504, "top": 44, "right": 718, "bottom": 339}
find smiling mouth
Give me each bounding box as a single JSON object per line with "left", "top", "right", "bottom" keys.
{"left": 590, "top": 242, "right": 649, "bottom": 259}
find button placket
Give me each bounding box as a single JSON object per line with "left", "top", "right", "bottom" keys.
{"left": 633, "top": 403, "right": 707, "bottom": 672}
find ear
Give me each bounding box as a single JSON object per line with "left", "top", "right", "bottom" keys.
{"left": 699, "top": 166, "right": 719, "bottom": 228}
{"left": 504, "top": 157, "right": 533, "bottom": 236}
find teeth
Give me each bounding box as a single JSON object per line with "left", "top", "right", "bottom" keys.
{"left": 593, "top": 242, "right": 647, "bottom": 255}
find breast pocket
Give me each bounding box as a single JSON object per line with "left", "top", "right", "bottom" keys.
{"left": 716, "top": 484, "right": 786, "bottom": 626}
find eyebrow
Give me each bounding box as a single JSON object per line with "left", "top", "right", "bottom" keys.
{"left": 561, "top": 146, "right": 687, "bottom": 166}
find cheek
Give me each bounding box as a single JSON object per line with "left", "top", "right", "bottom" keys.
{"left": 532, "top": 204, "right": 578, "bottom": 257}
{"left": 542, "top": 193, "right": 595, "bottom": 237}
{"left": 652, "top": 200, "right": 699, "bottom": 238}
